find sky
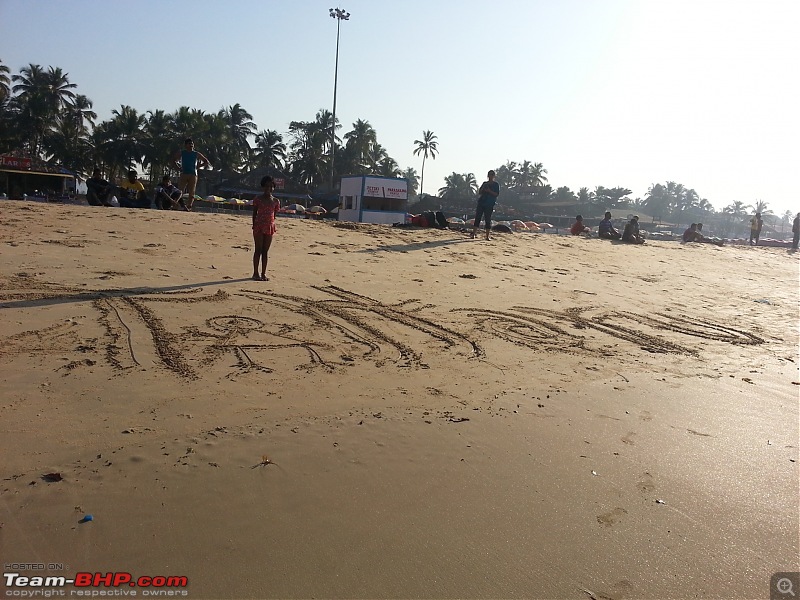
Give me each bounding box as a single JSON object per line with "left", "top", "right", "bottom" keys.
{"left": 1, "top": 0, "right": 798, "bottom": 217}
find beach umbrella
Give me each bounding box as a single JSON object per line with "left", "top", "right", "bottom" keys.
{"left": 308, "top": 206, "right": 327, "bottom": 213}
{"left": 286, "top": 204, "right": 306, "bottom": 212}
{"left": 538, "top": 222, "right": 554, "bottom": 229}
{"left": 510, "top": 220, "right": 528, "bottom": 232}
{"left": 524, "top": 221, "right": 539, "bottom": 229}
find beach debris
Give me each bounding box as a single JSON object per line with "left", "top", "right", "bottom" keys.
{"left": 742, "top": 377, "right": 754, "bottom": 384}
{"left": 767, "top": 440, "right": 772, "bottom": 446}
{"left": 251, "top": 455, "right": 273, "bottom": 469}
{"left": 591, "top": 470, "right": 598, "bottom": 476}
{"left": 42, "top": 472, "right": 63, "bottom": 483}
{"left": 459, "top": 274, "right": 477, "bottom": 279}
{"left": 754, "top": 298, "right": 771, "bottom": 304}
{"left": 79, "top": 515, "right": 93, "bottom": 523}
{"left": 447, "top": 416, "right": 470, "bottom": 423}
{"left": 655, "top": 499, "right": 666, "bottom": 504}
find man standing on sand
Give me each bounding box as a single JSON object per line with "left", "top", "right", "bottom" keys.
{"left": 472, "top": 170, "right": 499, "bottom": 240}
{"left": 172, "top": 138, "right": 211, "bottom": 210}
{"left": 792, "top": 213, "right": 799, "bottom": 250}
{"left": 749, "top": 212, "right": 763, "bottom": 245}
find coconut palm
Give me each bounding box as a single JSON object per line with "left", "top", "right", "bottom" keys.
{"left": 750, "top": 199, "right": 772, "bottom": 215}
{"left": 0, "top": 59, "right": 10, "bottom": 102}
{"left": 343, "top": 118, "right": 376, "bottom": 169}
{"left": 98, "top": 105, "right": 147, "bottom": 177}
{"left": 287, "top": 111, "right": 336, "bottom": 190}
{"left": 530, "top": 162, "right": 548, "bottom": 187}
{"left": 143, "top": 109, "right": 175, "bottom": 183}
{"left": 375, "top": 156, "right": 401, "bottom": 178}
{"left": 223, "top": 103, "right": 256, "bottom": 169}
{"left": 438, "top": 172, "right": 477, "bottom": 202}
{"left": 11, "top": 64, "right": 50, "bottom": 157}
{"left": 252, "top": 129, "right": 287, "bottom": 171}
{"left": 494, "top": 161, "right": 517, "bottom": 191}
{"left": 402, "top": 167, "right": 419, "bottom": 197}
{"left": 413, "top": 130, "right": 438, "bottom": 200}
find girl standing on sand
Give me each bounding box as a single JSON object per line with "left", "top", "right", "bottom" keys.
{"left": 252, "top": 176, "right": 280, "bottom": 281}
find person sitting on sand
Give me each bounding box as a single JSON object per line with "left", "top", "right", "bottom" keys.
{"left": 86, "top": 168, "right": 113, "bottom": 207}
{"left": 683, "top": 223, "right": 701, "bottom": 242}
{"left": 154, "top": 175, "right": 187, "bottom": 210}
{"left": 695, "top": 223, "right": 724, "bottom": 246}
{"left": 598, "top": 212, "right": 621, "bottom": 240}
{"left": 118, "top": 170, "right": 150, "bottom": 209}
{"left": 622, "top": 218, "right": 645, "bottom": 244}
{"left": 570, "top": 215, "right": 591, "bottom": 236}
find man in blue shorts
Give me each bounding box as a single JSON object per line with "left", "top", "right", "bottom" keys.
{"left": 172, "top": 138, "right": 211, "bottom": 210}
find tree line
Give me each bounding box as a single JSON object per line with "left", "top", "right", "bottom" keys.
{"left": 1, "top": 61, "right": 791, "bottom": 233}
{"left": 0, "top": 61, "right": 418, "bottom": 194}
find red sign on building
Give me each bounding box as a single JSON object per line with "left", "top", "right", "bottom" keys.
{"left": 0, "top": 155, "right": 32, "bottom": 170}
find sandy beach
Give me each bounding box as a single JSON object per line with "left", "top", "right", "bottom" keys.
{"left": 0, "top": 200, "right": 798, "bottom": 599}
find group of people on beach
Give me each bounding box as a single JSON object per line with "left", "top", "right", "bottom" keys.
{"left": 85, "top": 138, "right": 210, "bottom": 211}
{"left": 469, "top": 171, "right": 649, "bottom": 244}
{"left": 573, "top": 213, "right": 645, "bottom": 243}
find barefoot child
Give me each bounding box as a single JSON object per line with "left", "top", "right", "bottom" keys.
{"left": 252, "top": 176, "right": 280, "bottom": 281}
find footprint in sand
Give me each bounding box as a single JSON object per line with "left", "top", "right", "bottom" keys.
{"left": 597, "top": 507, "right": 628, "bottom": 527}
{"left": 636, "top": 473, "right": 655, "bottom": 493}
{"left": 621, "top": 432, "right": 636, "bottom": 445}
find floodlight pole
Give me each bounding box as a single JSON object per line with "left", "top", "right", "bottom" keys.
{"left": 329, "top": 7, "right": 350, "bottom": 193}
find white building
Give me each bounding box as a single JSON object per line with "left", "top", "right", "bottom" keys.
{"left": 338, "top": 175, "right": 407, "bottom": 224}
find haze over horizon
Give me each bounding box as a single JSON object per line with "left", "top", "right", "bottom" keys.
{"left": 1, "top": 0, "right": 797, "bottom": 216}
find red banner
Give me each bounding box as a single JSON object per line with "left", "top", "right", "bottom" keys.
{"left": 1, "top": 155, "right": 32, "bottom": 169}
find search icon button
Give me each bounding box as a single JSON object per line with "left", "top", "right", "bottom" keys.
{"left": 772, "top": 573, "right": 800, "bottom": 600}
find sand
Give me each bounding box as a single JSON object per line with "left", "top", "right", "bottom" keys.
{"left": 0, "top": 200, "right": 798, "bottom": 599}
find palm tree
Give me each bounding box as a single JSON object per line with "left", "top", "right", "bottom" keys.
{"left": 438, "top": 172, "right": 477, "bottom": 203}
{"left": 494, "top": 161, "right": 517, "bottom": 191}
{"left": 11, "top": 64, "right": 49, "bottom": 157}
{"left": 402, "top": 167, "right": 419, "bottom": 197}
{"left": 413, "top": 130, "right": 438, "bottom": 200}
{"left": 375, "top": 156, "right": 401, "bottom": 178}
{"left": 750, "top": 199, "right": 771, "bottom": 216}
{"left": 99, "top": 105, "right": 147, "bottom": 177}
{"left": 224, "top": 103, "right": 256, "bottom": 170}
{"left": 344, "top": 118, "right": 376, "bottom": 169}
{"left": 42, "top": 67, "right": 77, "bottom": 113}
{"left": 143, "top": 109, "right": 175, "bottom": 183}
{"left": 0, "top": 59, "right": 10, "bottom": 102}
{"left": 530, "top": 162, "right": 548, "bottom": 187}
{"left": 252, "top": 129, "right": 287, "bottom": 171}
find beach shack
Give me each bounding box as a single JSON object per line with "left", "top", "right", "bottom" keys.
{"left": 338, "top": 175, "right": 407, "bottom": 224}
{"left": 0, "top": 155, "right": 75, "bottom": 199}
